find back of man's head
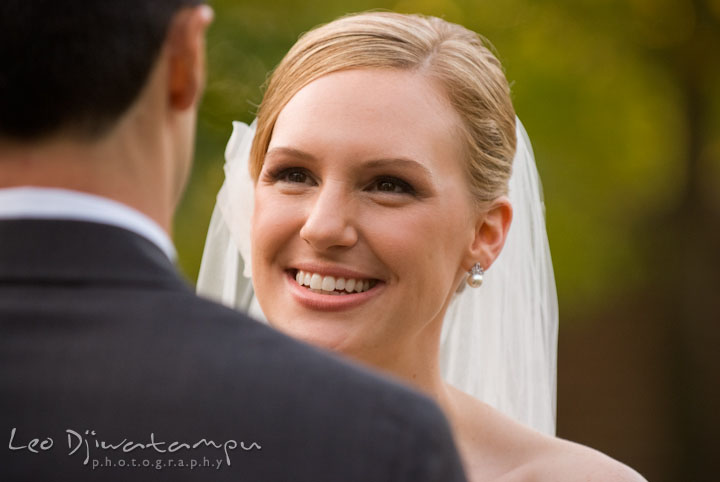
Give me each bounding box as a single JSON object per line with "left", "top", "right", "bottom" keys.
{"left": 0, "top": 0, "right": 205, "bottom": 142}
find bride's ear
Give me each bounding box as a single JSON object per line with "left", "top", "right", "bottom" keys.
{"left": 464, "top": 196, "right": 512, "bottom": 271}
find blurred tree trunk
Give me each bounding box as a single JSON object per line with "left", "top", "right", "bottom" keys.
{"left": 646, "top": 1, "right": 719, "bottom": 478}
{"left": 560, "top": 2, "right": 720, "bottom": 481}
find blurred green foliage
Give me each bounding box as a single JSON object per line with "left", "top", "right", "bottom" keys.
{"left": 174, "top": 0, "right": 719, "bottom": 318}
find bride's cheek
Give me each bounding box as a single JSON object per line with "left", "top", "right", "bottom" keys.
{"left": 255, "top": 199, "right": 304, "bottom": 252}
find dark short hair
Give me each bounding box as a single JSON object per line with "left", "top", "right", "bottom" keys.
{"left": 0, "top": 0, "right": 205, "bottom": 141}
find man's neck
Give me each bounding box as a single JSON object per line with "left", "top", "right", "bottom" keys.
{"left": 0, "top": 133, "right": 175, "bottom": 235}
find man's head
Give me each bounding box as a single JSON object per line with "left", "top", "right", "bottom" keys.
{"left": 0, "top": 0, "right": 212, "bottom": 231}
{"left": 0, "top": 0, "right": 206, "bottom": 140}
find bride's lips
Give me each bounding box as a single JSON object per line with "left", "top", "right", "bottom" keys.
{"left": 284, "top": 266, "right": 385, "bottom": 312}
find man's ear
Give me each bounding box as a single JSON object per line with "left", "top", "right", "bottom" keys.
{"left": 166, "top": 5, "right": 214, "bottom": 110}
{"left": 464, "top": 196, "right": 513, "bottom": 272}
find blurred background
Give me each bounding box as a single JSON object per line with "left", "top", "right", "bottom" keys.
{"left": 175, "top": 1, "right": 720, "bottom": 480}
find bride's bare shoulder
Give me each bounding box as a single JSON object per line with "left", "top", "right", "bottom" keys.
{"left": 447, "top": 387, "right": 646, "bottom": 482}
{"left": 523, "top": 437, "right": 647, "bottom": 482}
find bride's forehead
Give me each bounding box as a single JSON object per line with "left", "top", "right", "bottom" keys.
{"left": 269, "top": 69, "right": 462, "bottom": 155}
{"left": 278, "top": 69, "right": 455, "bottom": 122}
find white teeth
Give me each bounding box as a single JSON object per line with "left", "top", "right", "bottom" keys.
{"left": 294, "top": 270, "right": 374, "bottom": 294}
{"left": 321, "top": 276, "right": 335, "bottom": 291}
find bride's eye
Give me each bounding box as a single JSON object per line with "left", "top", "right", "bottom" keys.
{"left": 367, "top": 176, "right": 416, "bottom": 195}
{"left": 271, "top": 167, "right": 316, "bottom": 186}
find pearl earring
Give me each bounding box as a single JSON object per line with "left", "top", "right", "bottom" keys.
{"left": 466, "top": 263, "right": 484, "bottom": 288}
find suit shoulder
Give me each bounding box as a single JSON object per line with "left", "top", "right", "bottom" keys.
{"left": 159, "top": 291, "right": 439, "bottom": 405}
{"left": 175, "top": 295, "right": 467, "bottom": 479}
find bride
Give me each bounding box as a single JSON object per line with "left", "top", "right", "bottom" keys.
{"left": 198, "top": 11, "right": 645, "bottom": 481}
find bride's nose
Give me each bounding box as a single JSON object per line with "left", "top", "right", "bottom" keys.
{"left": 299, "top": 182, "right": 358, "bottom": 251}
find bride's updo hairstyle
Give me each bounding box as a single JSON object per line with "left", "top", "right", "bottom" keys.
{"left": 249, "top": 11, "right": 517, "bottom": 204}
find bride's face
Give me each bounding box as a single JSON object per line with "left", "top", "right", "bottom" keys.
{"left": 251, "top": 68, "right": 480, "bottom": 360}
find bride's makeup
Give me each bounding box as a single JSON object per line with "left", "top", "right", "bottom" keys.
{"left": 250, "top": 68, "right": 480, "bottom": 354}
{"left": 284, "top": 265, "right": 385, "bottom": 311}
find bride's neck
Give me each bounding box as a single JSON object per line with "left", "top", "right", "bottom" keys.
{"left": 345, "top": 326, "right": 456, "bottom": 417}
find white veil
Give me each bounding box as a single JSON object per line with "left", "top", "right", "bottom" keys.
{"left": 197, "top": 117, "right": 558, "bottom": 435}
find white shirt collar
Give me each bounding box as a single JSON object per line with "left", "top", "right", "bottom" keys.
{"left": 0, "top": 187, "right": 177, "bottom": 261}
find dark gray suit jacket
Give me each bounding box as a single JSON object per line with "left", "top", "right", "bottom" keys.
{"left": 0, "top": 219, "right": 467, "bottom": 481}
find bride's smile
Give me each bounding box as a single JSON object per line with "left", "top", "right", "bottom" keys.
{"left": 292, "top": 268, "right": 379, "bottom": 295}
{"left": 285, "top": 264, "right": 385, "bottom": 310}
{"left": 250, "top": 68, "right": 492, "bottom": 358}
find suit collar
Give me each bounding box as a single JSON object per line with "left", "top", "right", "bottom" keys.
{"left": 0, "top": 219, "right": 188, "bottom": 290}
{"left": 0, "top": 187, "right": 176, "bottom": 261}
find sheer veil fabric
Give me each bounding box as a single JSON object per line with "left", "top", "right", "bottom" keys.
{"left": 197, "top": 117, "right": 559, "bottom": 435}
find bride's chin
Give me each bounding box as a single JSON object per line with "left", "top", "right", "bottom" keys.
{"left": 275, "top": 321, "right": 394, "bottom": 375}
{"left": 268, "top": 319, "right": 353, "bottom": 353}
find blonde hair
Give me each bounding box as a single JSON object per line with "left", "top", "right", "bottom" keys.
{"left": 250, "top": 11, "right": 517, "bottom": 203}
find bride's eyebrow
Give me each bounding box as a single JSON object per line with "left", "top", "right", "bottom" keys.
{"left": 362, "top": 158, "right": 432, "bottom": 177}
{"left": 265, "top": 146, "right": 316, "bottom": 162}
